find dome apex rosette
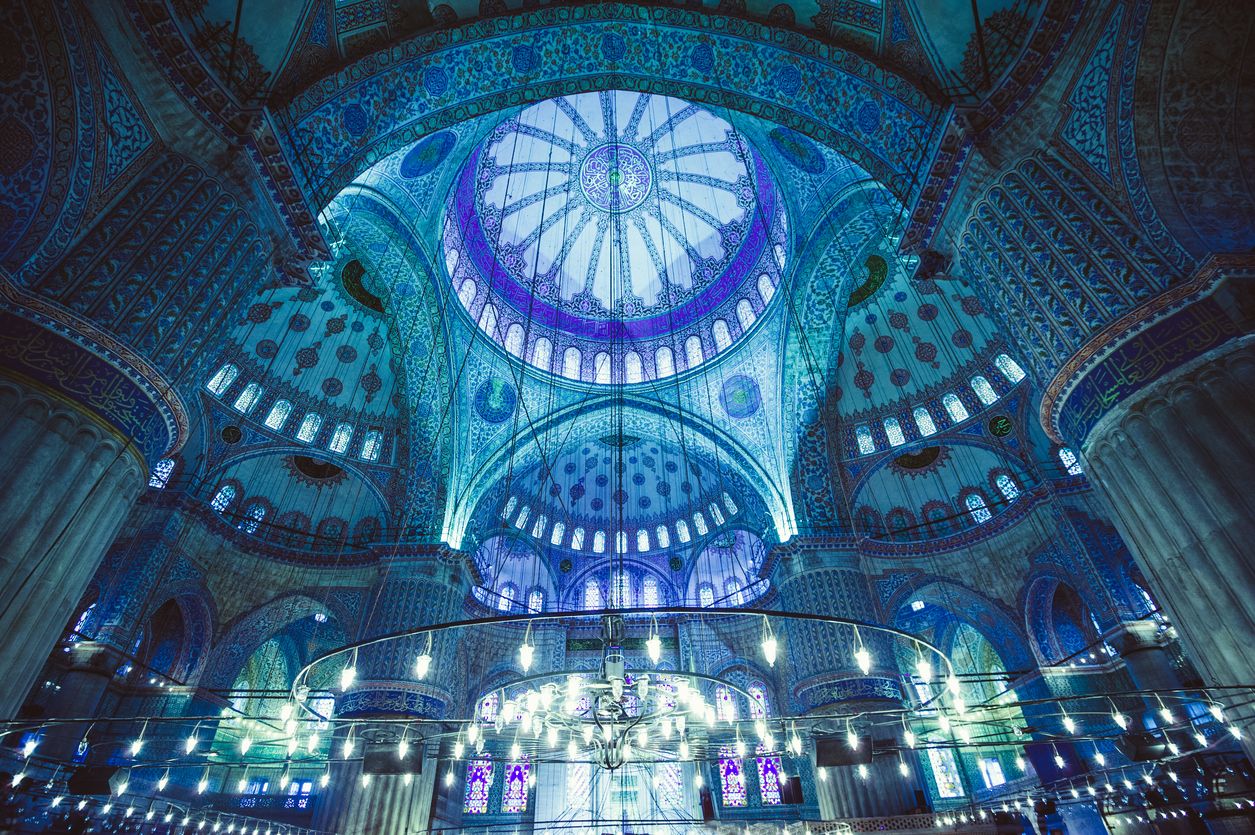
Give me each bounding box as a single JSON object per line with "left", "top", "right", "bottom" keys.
{"left": 444, "top": 90, "right": 787, "bottom": 384}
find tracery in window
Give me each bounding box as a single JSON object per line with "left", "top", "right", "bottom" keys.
{"left": 233, "top": 383, "right": 263, "bottom": 413}
{"left": 884, "top": 417, "right": 906, "bottom": 447}
{"left": 724, "top": 577, "right": 744, "bottom": 606}
{"left": 965, "top": 493, "right": 992, "bottom": 525}
{"left": 942, "top": 393, "right": 969, "bottom": 423}
{"left": 611, "top": 571, "right": 632, "bottom": 608}
{"left": 207, "top": 364, "right": 239, "bottom": 396}
{"left": 531, "top": 513, "right": 547, "bottom": 540}
{"left": 501, "top": 761, "right": 530, "bottom": 813}
{"left": 514, "top": 506, "right": 530, "bottom": 529}
{"left": 712, "top": 319, "right": 732, "bottom": 351}
{"left": 264, "top": 400, "right": 292, "bottom": 431}
{"left": 655, "top": 346, "right": 675, "bottom": 378}
{"left": 641, "top": 575, "right": 661, "bottom": 608}
{"left": 562, "top": 347, "right": 582, "bottom": 379}
{"left": 718, "top": 745, "right": 747, "bottom": 807}
{"left": 328, "top": 423, "right": 353, "bottom": 454}
{"left": 722, "top": 492, "right": 739, "bottom": 515}
{"left": 994, "top": 353, "right": 1026, "bottom": 383}
{"left": 655, "top": 525, "right": 670, "bottom": 549}
{"left": 239, "top": 502, "right": 266, "bottom": 535}
{"left": 685, "top": 335, "right": 704, "bottom": 369}
{"left": 856, "top": 425, "right": 875, "bottom": 455}
{"left": 624, "top": 351, "right": 643, "bottom": 383}
{"left": 927, "top": 746, "right": 965, "bottom": 798}
{"left": 1059, "top": 447, "right": 1083, "bottom": 475}
{"left": 497, "top": 584, "right": 517, "bottom": 611}
{"left": 656, "top": 762, "right": 684, "bottom": 810}
{"left": 149, "top": 459, "right": 175, "bottom": 489}
{"left": 211, "top": 484, "right": 236, "bottom": 513}
{"left": 615, "top": 531, "right": 627, "bottom": 554}
{"left": 747, "top": 683, "right": 769, "bottom": 720}
{"left": 636, "top": 529, "right": 650, "bottom": 552}
{"left": 913, "top": 407, "right": 937, "bottom": 437}
{"left": 583, "top": 579, "right": 602, "bottom": 611}
{"left": 693, "top": 511, "right": 708, "bottom": 536}
{"left": 698, "top": 584, "right": 715, "bottom": 608}
{"left": 478, "top": 693, "right": 499, "bottom": 724}
{"left": 755, "top": 745, "right": 784, "bottom": 805}
{"left": 736, "top": 299, "right": 756, "bottom": 332}
{"left": 592, "top": 530, "right": 606, "bottom": 554}
{"left": 296, "top": 413, "right": 322, "bottom": 443}
{"left": 675, "top": 519, "right": 691, "bottom": 544}
{"left": 995, "top": 473, "right": 1020, "bottom": 502}
{"left": 971, "top": 375, "right": 998, "bottom": 405}
{"left": 463, "top": 757, "right": 494, "bottom": 814}
{"left": 571, "top": 527, "right": 585, "bottom": 550}
{"left": 527, "top": 588, "right": 544, "bottom": 614}
{"left": 758, "top": 273, "right": 775, "bottom": 305}
{"left": 501, "top": 496, "right": 517, "bottom": 520}
{"left": 716, "top": 686, "right": 737, "bottom": 722}
{"left": 550, "top": 521, "right": 565, "bottom": 546}
{"left": 360, "top": 430, "right": 383, "bottom": 461}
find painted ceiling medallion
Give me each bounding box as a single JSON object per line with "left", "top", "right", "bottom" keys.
{"left": 579, "top": 143, "right": 652, "bottom": 213}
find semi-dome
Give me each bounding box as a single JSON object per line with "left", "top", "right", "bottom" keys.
{"left": 442, "top": 90, "right": 788, "bottom": 384}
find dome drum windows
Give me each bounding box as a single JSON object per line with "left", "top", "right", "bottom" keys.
{"left": 328, "top": 423, "right": 354, "bottom": 454}
{"left": 296, "top": 413, "right": 323, "bottom": 444}
{"left": 963, "top": 492, "right": 993, "bottom": 525}
{"left": 942, "top": 393, "right": 969, "bottom": 423}
{"left": 264, "top": 400, "right": 292, "bottom": 431}
{"left": 207, "top": 364, "right": 239, "bottom": 396}
{"left": 233, "top": 383, "right": 263, "bottom": 413}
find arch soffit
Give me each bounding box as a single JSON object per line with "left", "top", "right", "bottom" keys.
{"left": 885, "top": 577, "right": 1035, "bottom": 673}
{"left": 280, "top": 5, "right": 941, "bottom": 210}
{"left": 847, "top": 436, "right": 1034, "bottom": 505}
{"left": 204, "top": 445, "right": 392, "bottom": 517}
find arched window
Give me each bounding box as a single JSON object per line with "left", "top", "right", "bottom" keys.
{"left": 736, "top": 299, "right": 756, "bottom": 332}
{"left": 296, "top": 413, "right": 322, "bottom": 443}
{"left": 684, "top": 335, "right": 704, "bottom": 369}
{"left": 757, "top": 273, "right": 775, "bottom": 305}
{"left": 478, "top": 692, "right": 500, "bottom": 724}
{"left": 264, "top": 400, "right": 292, "bottom": 431}
{"left": 964, "top": 493, "right": 992, "bottom": 524}
{"left": 675, "top": 519, "right": 691, "bottom": 544}
{"left": 463, "top": 756, "right": 494, "bottom": 814}
{"left": 723, "top": 577, "right": 743, "bottom": 606}
{"left": 994, "top": 353, "right": 1026, "bottom": 383}
{"left": 756, "top": 747, "right": 784, "bottom": 806}
{"left": 718, "top": 744, "right": 747, "bottom": 807}
{"left": 328, "top": 423, "right": 353, "bottom": 454}
{"left": 995, "top": 473, "right": 1020, "bottom": 502}
{"left": 709, "top": 502, "right": 725, "bottom": 526}
{"left": 942, "top": 393, "right": 969, "bottom": 423}
{"left": 531, "top": 337, "right": 552, "bottom": 371}
{"left": 593, "top": 352, "right": 611, "bottom": 384}
{"left": 716, "top": 686, "right": 737, "bottom": 722}
{"left": 211, "top": 484, "right": 236, "bottom": 513}
{"left": 531, "top": 513, "right": 547, "bottom": 540}
{"left": 636, "top": 529, "right": 650, "bottom": 552}
{"left": 913, "top": 407, "right": 937, "bottom": 437}
{"left": 497, "top": 584, "right": 517, "bottom": 611}
{"left": 504, "top": 323, "right": 525, "bottom": 356}
{"left": 501, "top": 761, "right": 530, "bottom": 814}
{"left": 457, "top": 278, "right": 477, "bottom": 308}
{"left": 1059, "top": 447, "right": 1083, "bottom": 475}
{"left": 722, "top": 492, "right": 739, "bottom": 515}
{"left": 571, "top": 527, "right": 585, "bottom": 551}
{"left": 641, "top": 575, "right": 661, "bottom": 608}
{"left": 712, "top": 319, "right": 732, "bottom": 351}
{"left": 239, "top": 502, "right": 266, "bottom": 535}
{"left": 624, "top": 352, "right": 643, "bottom": 383}
{"left": 514, "top": 506, "right": 530, "bottom": 529}
{"left": 69, "top": 604, "right": 96, "bottom": 643}
{"left": 692, "top": 511, "right": 708, "bottom": 536}
{"left": 360, "top": 430, "right": 383, "bottom": 461}
{"left": 615, "top": 530, "right": 627, "bottom": 554}
{"left": 698, "top": 584, "right": 715, "bottom": 608}
{"left": 592, "top": 530, "right": 606, "bottom": 554}
{"left": 207, "top": 364, "right": 239, "bottom": 396}
{"left": 478, "top": 303, "right": 498, "bottom": 337}
{"left": 970, "top": 375, "right": 998, "bottom": 405}
{"left": 148, "top": 458, "right": 175, "bottom": 489}
{"left": 655, "top": 525, "right": 670, "bottom": 549}
{"left": 747, "top": 683, "right": 769, "bottom": 719}
{"left": 233, "top": 382, "right": 263, "bottom": 413}
{"left": 527, "top": 588, "right": 544, "bottom": 614}
{"left": 612, "top": 571, "right": 632, "bottom": 608}
{"left": 446, "top": 247, "right": 460, "bottom": 276}
{"left": 501, "top": 496, "right": 518, "bottom": 520}
{"left": 655, "top": 346, "right": 675, "bottom": 378}
{"left": 856, "top": 426, "right": 875, "bottom": 455}
{"left": 884, "top": 417, "right": 906, "bottom": 447}
{"left": 583, "top": 579, "right": 602, "bottom": 610}
{"left": 550, "top": 521, "right": 565, "bottom": 546}
{"left": 562, "top": 347, "right": 582, "bottom": 379}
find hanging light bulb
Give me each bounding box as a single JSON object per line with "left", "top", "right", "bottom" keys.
{"left": 343, "top": 729, "right": 356, "bottom": 759}
{"left": 1015, "top": 755, "right": 1026, "bottom": 772}
{"left": 279, "top": 769, "right": 291, "bottom": 791}
{"left": 361, "top": 773, "right": 371, "bottom": 788}
{"left": 582, "top": 724, "right": 595, "bottom": 744}
{"left": 857, "top": 764, "right": 869, "bottom": 780}
{"left": 454, "top": 736, "right": 465, "bottom": 758}
{"left": 694, "top": 773, "right": 704, "bottom": 789}
{"left": 846, "top": 720, "right": 859, "bottom": 750}
{"left": 898, "top": 758, "right": 909, "bottom": 777}
{"left": 237, "top": 773, "right": 249, "bottom": 794}
{"left": 398, "top": 735, "right": 410, "bottom": 760}
{"left": 240, "top": 736, "right": 253, "bottom": 756}
{"left": 1053, "top": 747, "right": 1066, "bottom": 770}
{"left": 1209, "top": 703, "right": 1225, "bottom": 722}
{"left": 130, "top": 728, "right": 145, "bottom": 758}
{"left": 661, "top": 716, "right": 673, "bottom": 740}
{"left": 286, "top": 736, "right": 299, "bottom": 757}
{"left": 637, "top": 725, "right": 649, "bottom": 749}
{"left": 157, "top": 770, "right": 170, "bottom": 792}
{"left": 754, "top": 719, "right": 767, "bottom": 741}
{"left": 1193, "top": 731, "right": 1207, "bottom": 748}
{"left": 956, "top": 724, "right": 971, "bottom": 744}
{"left": 904, "top": 729, "right": 916, "bottom": 749}
{"left": 1094, "top": 750, "right": 1106, "bottom": 767}
{"left": 568, "top": 737, "right": 579, "bottom": 761}
{"left": 1070, "top": 787, "right": 1080, "bottom": 799}
{"left": 602, "top": 723, "right": 613, "bottom": 743}
{"left": 1157, "top": 698, "right": 1174, "bottom": 724}
{"left": 197, "top": 767, "right": 210, "bottom": 795}
{"left": 818, "top": 768, "right": 828, "bottom": 783}
{"left": 938, "top": 713, "right": 950, "bottom": 734}
{"left": 415, "top": 633, "right": 433, "bottom": 680}
{"left": 340, "top": 651, "right": 357, "bottom": 692}
{"left": 50, "top": 796, "right": 63, "bottom": 808}
{"left": 10, "top": 771, "right": 25, "bottom": 788}
{"left": 185, "top": 729, "right": 199, "bottom": 755}
{"left": 510, "top": 741, "right": 522, "bottom": 760}
{"left": 853, "top": 629, "right": 871, "bottom": 675}
{"left": 679, "top": 738, "right": 691, "bottom": 760}
{"left": 444, "top": 770, "right": 454, "bottom": 787}
{"left": 676, "top": 714, "right": 687, "bottom": 735}
{"left": 1230, "top": 725, "right": 1244, "bottom": 741}
{"left": 761, "top": 617, "right": 778, "bottom": 667}
{"left": 952, "top": 696, "right": 966, "bottom": 716}
{"left": 308, "top": 731, "right": 320, "bottom": 753}
{"left": 21, "top": 738, "right": 37, "bottom": 757}
{"left": 547, "top": 726, "right": 559, "bottom": 748}
{"left": 915, "top": 651, "right": 933, "bottom": 683}
{"left": 1062, "top": 714, "right": 1077, "bottom": 734}
{"left": 518, "top": 625, "right": 535, "bottom": 672}
{"left": 320, "top": 770, "right": 330, "bottom": 788}
{"left": 735, "top": 733, "right": 747, "bottom": 758}
{"left": 946, "top": 675, "right": 961, "bottom": 696}
{"left": 1112, "top": 709, "right": 1128, "bottom": 730}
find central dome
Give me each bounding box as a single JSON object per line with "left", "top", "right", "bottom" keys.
{"left": 443, "top": 90, "right": 787, "bottom": 384}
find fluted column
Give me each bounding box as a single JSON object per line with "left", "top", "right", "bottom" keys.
{"left": 0, "top": 372, "right": 146, "bottom": 719}
{"left": 1084, "top": 338, "right": 1255, "bottom": 746}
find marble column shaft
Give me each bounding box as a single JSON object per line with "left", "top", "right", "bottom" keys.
{"left": 0, "top": 374, "right": 146, "bottom": 719}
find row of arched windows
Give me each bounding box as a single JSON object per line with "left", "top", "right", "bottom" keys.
{"left": 498, "top": 492, "right": 739, "bottom": 551}
{"left": 854, "top": 355, "right": 1026, "bottom": 456}
{"left": 207, "top": 364, "right": 384, "bottom": 462}
{"left": 581, "top": 572, "right": 665, "bottom": 610}
{"left": 856, "top": 472, "right": 1025, "bottom": 539}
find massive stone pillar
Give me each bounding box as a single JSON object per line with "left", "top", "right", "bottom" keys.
{"left": 776, "top": 541, "right": 926, "bottom": 819}
{"left": 1083, "top": 336, "right": 1255, "bottom": 740}
{"left": 314, "top": 548, "right": 469, "bottom": 835}
{"left": 0, "top": 355, "right": 152, "bottom": 719}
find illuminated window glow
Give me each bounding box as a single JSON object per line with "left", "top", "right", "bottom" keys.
{"left": 149, "top": 459, "right": 175, "bottom": 489}
{"left": 719, "top": 745, "right": 747, "bottom": 807}
{"left": 360, "top": 430, "right": 383, "bottom": 461}
{"left": 884, "top": 417, "right": 906, "bottom": 447}
{"left": 463, "top": 757, "right": 494, "bottom": 814}
{"left": 994, "top": 354, "right": 1026, "bottom": 383}
{"left": 264, "top": 400, "right": 292, "bottom": 431}
{"left": 748, "top": 683, "right": 769, "bottom": 719}
{"left": 211, "top": 484, "right": 236, "bottom": 513}
{"left": 328, "top": 423, "right": 353, "bottom": 454}
{"left": 641, "top": 575, "right": 661, "bottom": 608}
{"left": 207, "top": 364, "right": 239, "bottom": 396}
{"left": 233, "top": 383, "right": 262, "bottom": 413}
{"left": 913, "top": 407, "right": 937, "bottom": 437}
{"left": 716, "top": 686, "right": 737, "bottom": 722}
{"left": 995, "top": 473, "right": 1020, "bottom": 502}
{"left": 501, "top": 761, "right": 529, "bottom": 813}
{"left": 942, "top": 393, "right": 969, "bottom": 423}
{"left": 927, "top": 746, "right": 965, "bottom": 798}
{"left": 296, "top": 413, "right": 322, "bottom": 443}
{"left": 971, "top": 375, "right": 998, "bottom": 405}
{"left": 584, "top": 579, "right": 602, "bottom": 611}
{"left": 1059, "top": 447, "right": 1083, "bottom": 475}
{"left": 755, "top": 745, "right": 783, "bottom": 805}
{"left": 965, "top": 493, "right": 992, "bottom": 524}
{"left": 856, "top": 425, "right": 875, "bottom": 455}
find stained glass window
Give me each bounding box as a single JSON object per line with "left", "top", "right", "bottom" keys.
{"left": 501, "top": 496, "right": 517, "bottom": 520}
{"left": 584, "top": 579, "right": 602, "bottom": 610}
{"left": 328, "top": 423, "right": 353, "bottom": 454}
{"left": 971, "top": 375, "right": 998, "bottom": 405}
{"left": 965, "top": 493, "right": 992, "bottom": 524}
{"left": 698, "top": 584, "right": 715, "bottom": 608}
{"left": 716, "top": 686, "right": 737, "bottom": 722}
{"left": 594, "top": 352, "right": 611, "bottom": 384}
{"left": 913, "top": 407, "right": 937, "bottom": 437}
{"left": 758, "top": 273, "right": 775, "bottom": 304}
{"left": 942, "top": 393, "right": 969, "bottom": 423}
{"left": 501, "top": 761, "right": 530, "bottom": 813}
{"left": 723, "top": 578, "right": 743, "bottom": 606}
{"left": 457, "top": 278, "right": 476, "bottom": 308}
{"left": 571, "top": 526, "right": 585, "bottom": 550}
{"left": 856, "top": 425, "right": 875, "bottom": 455}
{"left": 615, "top": 531, "right": 628, "bottom": 554}
{"left": 736, "top": 299, "right": 756, "bottom": 331}
{"left": 360, "top": 430, "right": 383, "bottom": 461}
{"left": 655, "top": 347, "right": 675, "bottom": 378}
{"left": 612, "top": 571, "right": 632, "bottom": 608}
{"left": 211, "top": 484, "right": 236, "bottom": 513}
{"left": 531, "top": 513, "right": 547, "bottom": 539}
{"left": 207, "top": 364, "right": 239, "bottom": 395}
{"left": 709, "top": 502, "right": 725, "bottom": 526}
{"left": 655, "top": 525, "right": 670, "bottom": 549}
{"left": 239, "top": 502, "right": 266, "bottom": 535}
{"left": 148, "top": 459, "right": 175, "bottom": 489}
{"left": 1059, "top": 447, "right": 1083, "bottom": 475}
{"left": 532, "top": 337, "right": 552, "bottom": 371}
{"left": 926, "top": 746, "right": 965, "bottom": 798}
{"left": 748, "top": 683, "right": 769, "bottom": 719}
{"left": 567, "top": 763, "right": 592, "bottom": 816}
{"left": 478, "top": 693, "right": 499, "bottom": 724}
{"left": 296, "top": 413, "right": 322, "bottom": 443}
{"left": 994, "top": 354, "right": 1026, "bottom": 383}
{"left": 884, "top": 417, "right": 906, "bottom": 447}
{"left": 712, "top": 319, "right": 732, "bottom": 351}
{"left": 675, "top": 519, "right": 691, "bottom": 543}
{"left": 693, "top": 511, "right": 708, "bottom": 536}
{"left": 463, "top": 757, "right": 494, "bottom": 814}
{"left": 550, "top": 521, "right": 565, "bottom": 545}
{"left": 625, "top": 351, "right": 643, "bottom": 383}
{"left": 514, "top": 506, "right": 530, "bottom": 529}
{"left": 719, "top": 745, "right": 747, "bottom": 807}
{"left": 233, "top": 383, "right": 263, "bottom": 413}
{"left": 497, "top": 584, "right": 516, "bottom": 611}
{"left": 755, "top": 745, "right": 784, "bottom": 805}
{"left": 264, "top": 400, "right": 292, "bottom": 431}
{"left": 641, "top": 575, "right": 661, "bottom": 608}
{"left": 562, "top": 347, "right": 582, "bottom": 379}
{"left": 995, "top": 473, "right": 1020, "bottom": 502}
{"left": 685, "top": 335, "right": 704, "bottom": 369}
{"left": 593, "top": 530, "right": 606, "bottom": 553}
{"left": 527, "top": 588, "right": 544, "bottom": 613}
{"left": 723, "top": 492, "right": 739, "bottom": 515}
